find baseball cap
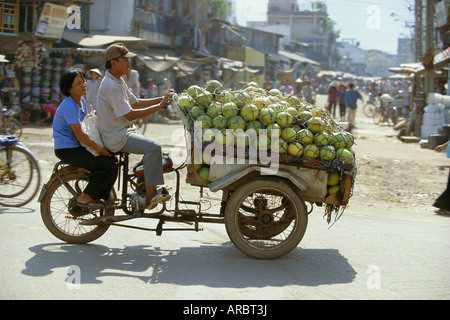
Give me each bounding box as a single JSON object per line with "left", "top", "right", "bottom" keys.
{"left": 105, "top": 43, "right": 137, "bottom": 61}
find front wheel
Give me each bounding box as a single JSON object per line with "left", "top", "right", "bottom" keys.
{"left": 40, "top": 170, "right": 115, "bottom": 244}
{"left": 224, "top": 177, "right": 308, "bottom": 259}
{"left": 0, "top": 145, "right": 40, "bottom": 207}
{"left": 2, "top": 117, "right": 22, "bottom": 138}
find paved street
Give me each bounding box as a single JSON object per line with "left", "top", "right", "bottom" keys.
{"left": 0, "top": 94, "right": 449, "bottom": 301}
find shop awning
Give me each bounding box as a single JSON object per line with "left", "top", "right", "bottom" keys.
{"left": 317, "top": 70, "right": 342, "bottom": 78}
{"left": 266, "top": 53, "right": 290, "bottom": 63}
{"left": 388, "top": 67, "right": 418, "bottom": 74}
{"left": 0, "top": 55, "right": 9, "bottom": 63}
{"left": 390, "top": 48, "right": 450, "bottom": 75}
{"left": 62, "top": 31, "right": 144, "bottom": 47}
{"left": 138, "top": 54, "right": 202, "bottom": 75}
{"left": 222, "top": 64, "right": 263, "bottom": 74}
{"left": 278, "top": 51, "right": 320, "bottom": 66}
{"left": 434, "top": 47, "right": 450, "bottom": 70}
{"left": 184, "top": 50, "right": 263, "bottom": 74}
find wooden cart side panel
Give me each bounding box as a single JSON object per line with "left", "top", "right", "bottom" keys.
{"left": 185, "top": 148, "right": 210, "bottom": 187}
{"left": 324, "top": 174, "right": 354, "bottom": 205}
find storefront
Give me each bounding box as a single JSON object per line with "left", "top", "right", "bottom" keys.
{"left": 388, "top": 47, "right": 450, "bottom": 138}
{"left": 136, "top": 51, "right": 205, "bottom": 95}
{"left": 0, "top": 38, "right": 107, "bottom": 122}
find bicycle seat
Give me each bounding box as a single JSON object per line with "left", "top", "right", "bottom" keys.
{"left": 0, "top": 135, "right": 19, "bottom": 147}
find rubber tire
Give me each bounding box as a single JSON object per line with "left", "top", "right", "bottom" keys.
{"left": 40, "top": 171, "right": 114, "bottom": 244}
{"left": 0, "top": 145, "right": 40, "bottom": 207}
{"left": 224, "top": 177, "right": 308, "bottom": 260}
{"left": 363, "top": 102, "right": 377, "bottom": 117}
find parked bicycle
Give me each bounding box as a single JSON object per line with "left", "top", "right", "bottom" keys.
{"left": 373, "top": 94, "right": 400, "bottom": 127}
{"left": 363, "top": 93, "right": 379, "bottom": 117}
{"left": 0, "top": 90, "right": 22, "bottom": 138}
{"left": 0, "top": 107, "right": 22, "bottom": 138}
{"left": 0, "top": 135, "right": 41, "bottom": 207}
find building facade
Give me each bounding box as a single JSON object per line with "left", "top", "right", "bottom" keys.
{"left": 266, "top": 0, "right": 337, "bottom": 68}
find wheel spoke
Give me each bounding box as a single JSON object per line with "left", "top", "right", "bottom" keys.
{"left": 40, "top": 171, "right": 115, "bottom": 243}
{"left": 237, "top": 191, "right": 295, "bottom": 244}
{"left": 225, "top": 178, "right": 308, "bottom": 259}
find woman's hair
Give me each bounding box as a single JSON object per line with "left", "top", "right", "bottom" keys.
{"left": 59, "top": 68, "right": 86, "bottom": 97}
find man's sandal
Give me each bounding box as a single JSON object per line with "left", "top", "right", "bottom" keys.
{"left": 146, "top": 193, "right": 171, "bottom": 210}
{"left": 435, "top": 209, "right": 450, "bottom": 216}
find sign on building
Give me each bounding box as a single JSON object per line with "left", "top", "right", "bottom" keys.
{"left": 35, "top": 2, "right": 69, "bottom": 40}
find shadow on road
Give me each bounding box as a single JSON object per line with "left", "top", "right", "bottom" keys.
{"left": 0, "top": 206, "right": 35, "bottom": 214}
{"left": 22, "top": 242, "right": 356, "bottom": 288}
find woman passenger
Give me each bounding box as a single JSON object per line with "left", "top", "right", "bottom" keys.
{"left": 52, "top": 68, "right": 117, "bottom": 208}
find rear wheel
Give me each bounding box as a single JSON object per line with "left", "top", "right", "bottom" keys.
{"left": 387, "top": 108, "right": 398, "bottom": 126}
{"left": 373, "top": 107, "right": 382, "bottom": 125}
{"left": 224, "top": 177, "right": 308, "bottom": 259}
{"left": 40, "top": 170, "right": 115, "bottom": 244}
{"left": 363, "top": 102, "right": 377, "bottom": 117}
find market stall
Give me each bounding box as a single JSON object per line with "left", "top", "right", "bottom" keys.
{"left": 389, "top": 47, "right": 450, "bottom": 143}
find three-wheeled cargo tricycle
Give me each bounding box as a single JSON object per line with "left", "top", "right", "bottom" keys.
{"left": 38, "top": 94, "right": 355, "bottom": 260}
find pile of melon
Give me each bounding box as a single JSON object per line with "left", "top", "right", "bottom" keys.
{"left": 175, "top": 80, "right": 356, "bottom": 194}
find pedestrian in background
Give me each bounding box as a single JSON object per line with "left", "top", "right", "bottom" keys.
{"left": 301, "top": 80, "right": 315, "bottom": 104}
{"left": 263, "top": 78, "right": 273, "bottom": 91}
{"left": 294, "top": 78, "right": 303, "bottom": 96}
{"left": 38, "top": 99, "right": 57, "bottom": 126}
{"left": 337, "top": 84, "right": 347, "bottom": 121}
{"left": 345, "top": 83, "right": 363, "bottom": 129}
{"left": 86, "top": 68, "right": 102, "bottom": 110}
{"left": 327, "top": 81, "right": 339, "bottom": 118}
{"left": 280, "top": 79, "right": 294, "bottom": 95}
{"left": 147, "top": 78, "right": 159, "bottom": 123}
{"left": 433, "top": 141, "right": 450, "bottom": 215}
{"left": 147, "top": 78, "right": 158, "bottom": 98}
{"left": 122, "top": 68, "right": 140, "bottom": 98}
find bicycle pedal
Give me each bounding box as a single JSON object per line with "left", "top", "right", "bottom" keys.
{"left": 79, "top": 217, "right": 101, "bottom": 225}
{"left": 158, "top": 186, "right": 172, "bottom": 195}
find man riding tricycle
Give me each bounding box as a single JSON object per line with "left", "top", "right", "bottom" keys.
{"left": 39, "top": 44, "right": 356, "bottom": 260}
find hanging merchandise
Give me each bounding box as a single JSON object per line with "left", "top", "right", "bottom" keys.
{"left": 22, "top": 68, "right": 32, "bottom": 104}
{"left": 49, "top": 52, "right": 64, "bottom": 105}
{"left": 14, "top": 40, "right": 49, "bottom": 106}
{"left": 64, "top": 56, "right": 74, "bottom": 71}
